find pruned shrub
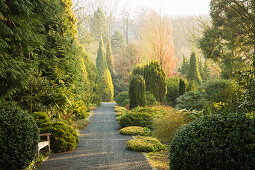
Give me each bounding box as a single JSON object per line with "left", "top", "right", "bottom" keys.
{"left": 145, "top": 91, "right": 159, "bottom": 106}
{"left": 169, "top": 113, "right": 255, "bottom": 169}
{"left": 40, "top": 122, "right": 79, "bottom": 153}
{"left": 114, "top": 106, "right": 127, "bottom": 113}
{"left": 118, "top": 106, "right": 165, "bottom": 129}
{"left": 0, "top": 102, "right": 39, "bottom": 169}
{"left": 127, "top": 136, "right": 164, "bottom": 152}
{"left": 120, "top": 126, "right": 146, "bottom": 136}
{"left": 114, "top": 91, "right": 129, "bottom": 106}
{"left": 129, "top": 75, "right": 146, "bottom": 109}
{"left": 153, "top": 110, "right": 190, "bottom": 142}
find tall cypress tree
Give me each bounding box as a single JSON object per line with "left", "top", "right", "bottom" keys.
{"left": 101, "top": 69, "right": 114, "bottom": 102}
{"left": 129, "top": 75, "right": 146, "bottom": 109}
{"left": 96, "top": 37, "right": 108, "bottom": 76}
{"left": 106, "top": 38, "right": 114, "bottom": 74}
{"left": 178, "top": 55, "right": 189, "bottom": 78}
{"left": 187, "top": 52, "right": 202, "bottom": 85}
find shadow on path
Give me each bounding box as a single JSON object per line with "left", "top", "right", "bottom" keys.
{"left": 39, "top": 102, "right": 152, "bottom": 170}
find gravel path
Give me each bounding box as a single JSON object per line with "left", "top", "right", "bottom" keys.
{"left": 39, "top": 102, "right": 152, "bottom": 170}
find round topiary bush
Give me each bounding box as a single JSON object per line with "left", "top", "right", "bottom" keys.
{"left": 120, "top": 126, "right": 146, "bottom": 136}
{"left": 0, "top": 102, "right": 39, "bottom": 169}
{"left": 40, "top": 122, "right": 79, "bottom": 153}
{"left": 118, "top": 111, "right": 153, "bottom": 128}
{"left": 114, "top": 91, "right": 129, "bottom": 106}
{"left": 169, "top": 113, "right": 255, "bottom": 169}
{"left": 127, "top": 136, "right": 164, "bottom": 152}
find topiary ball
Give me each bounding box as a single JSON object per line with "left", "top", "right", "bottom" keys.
{"left": 0, "top": 102, "right": 39, "bottom": 169}
{"left": 41, "top": 122, "right": 79, "bottom": 153}
{"left": 169, "top": 113, "right": 255, "bottom": 169}
{"left": 127, "top": 136, "right": 164, "bottom": 152}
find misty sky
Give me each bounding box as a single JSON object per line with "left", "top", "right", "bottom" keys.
{"left": 119, "top": 0, "right": 210, "bottom": 16}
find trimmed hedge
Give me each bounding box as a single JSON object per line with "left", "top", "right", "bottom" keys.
{"left": 169, "top": 113, "right": 255, "bottom": 169}
{"left": 120, "top": 126, "right": 146, "bottom": 136}
{"left": 0, "top": 103, "right": 39, "bottom": 169}
{"left": 127, "top": 136, "right": 164, "bottom": 152}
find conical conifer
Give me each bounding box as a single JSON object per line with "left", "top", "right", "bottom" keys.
{"left": 106, "top": 38, "right": 114, "bottom": 74}
{"left": 187, "top": 52, "right": 202, "bottom": 85}
{"left": 96, "top": 37, "right": 108, "bottom": 76}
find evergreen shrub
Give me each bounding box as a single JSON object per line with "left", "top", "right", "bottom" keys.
{"left": 118, "top": 106, "right": 164, "bottom": 128}
{"left": 0, "top": 103, "right": 39, "bottom": 169}
{"left": 120, "top": 126, "right": 146, "bottom": 136}
{"left": 114, "top": 91, "right": 129, "bottom": 106}
{"left": 40, "top": 122, "right": 79, "bottom": 153}
{"left": 127, "top": 136, "right": 164, "bottom": 152}
{"left": 145, "top": 92, "right": 159, "bottom": 106}
{"left": 166, "top": 78, "right": 180, "bottom": 106}
{"left": 169, "top": 113, "right": 255, "bottom": 169}
{"left": 121, "top": 99, "right": 130, "bottom": 107}
{"left": 129, "top": 75, "right": 146, "bottom": 109}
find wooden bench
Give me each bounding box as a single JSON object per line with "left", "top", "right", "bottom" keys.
{"left": 38, "top": 133, "right": 51, "bottom": 154}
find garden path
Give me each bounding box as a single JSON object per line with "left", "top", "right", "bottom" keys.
{"left": 39, "top": 102, "right": 152, "bottom": 170}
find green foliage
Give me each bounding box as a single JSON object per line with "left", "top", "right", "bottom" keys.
{"left": 236, "top": 55, "right": 255, "bottom": 112}
{"left": 70, "top": 100, "right": 89, "bottom": 120}
{"left": 32, "top": 112, "right": 51, "bottom": 128}
{"left": 118, "top": 106, "right": 165, "bottom": 129}
{"left": 166, "top": 77, "right": 180, "bottom": 106}
{"left": 153, "top": 109, "right": 189, "bottom": 142}
{"left": 114, "top": 91, "right": 129, "bottom": 106}
{"left": 127, "top": 136, "right": 164, "bottom": 152}
{"left": 122, "top": 99, "right": 130, "bottom": 107}
{"left": 143, "top": 61, "right": 167, "bottom": 104}
{"left": 169, "top": 113, "right": 255, "bottom": 169}
{"left": 111, "top": 30, "right": 125, "bottom": 54}
{"left": 40, "top": 122, "right": 79, "bottom": 153}
{"left": 202, "top": 79, "right": 240, "bottom": 107}
{"left": 187, "top": 52, "right": 202, "bottom": 85}
{"left": 106, "top": 38, "right": 114, "bottom": 74}
{"left": 96, "top": 37, "right": 108, "bottom": 76}
{"left": 176, "top": 90, "right": 206, "bottom": 111}
{"left": 129, "top": 75, "right": 146, "bottom": 109}
{"left": 112, "top": 74, "right": 128, "bottom": 98}
{"left": 100, "top": 69, "right": 114, "bottom": 102}
{"left": 0, "top": 102, "right": 39, "bottom": 169}
{"left": 132, "top": 64, "right": 144, "bottom": 76}
{"left": 178, "top": 78, "right": 187, "bottom": 97}
{"left": 178, "top": 55, "right": 189, "bottom": 78}
{"left": 90, "top": 8, "right": 109, "bottom": 41}
{"left": 120, "top": 126, "right": 146, "bottom": 136}
{"left": 145, "top": 91, "right": 159, "bottom": 106}
{"left": 119, "top": 111, "right": 153, "bottom": 128}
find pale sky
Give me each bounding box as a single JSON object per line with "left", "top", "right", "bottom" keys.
{"left": 119, "top": 0, "right": 210, "bottom": 16}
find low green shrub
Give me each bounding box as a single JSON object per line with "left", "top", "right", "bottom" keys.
{"left": 33, "top": 112, "right": 51, "bottom": 127}
{"left": 153, "top": 109, "right": 190, "bottom": 142}
{"left": 71, "top": 100, "right": 89, "bottom": 120}
{"left": 166, "top": 77, "right": 180, "bottom": 106}
{"left": 114, "top": 91, "right": 129, "bottom": 106}
{"left": 145, "top": 92, "right": 159, "bottom": 106}
{"left": 121, "top": 99, "right": 130, "bottom": 107}
{"left": 0, "top": 102, "right": 39, "bottom": 169}
{"left": 118, "top": 106, "right": 166, "bottom": 128}
{"left": 114, "top": 106, "right": 127, "bottom": 113}
{"left": 119, "top": 111, "right": 153, "bottom": 128}
{"left": 176, "top": 90, "right": 206, "bottom": 110}
{"left": 169, "top": 113, "right": 255, "bottom": 169}
{"left": 120, "top": 126, "right": 146, "bottom": 136}
{"left": 127, "top": 136, "right": 164, "bottom": 152}
{"left": 40, "top": 122, "right": 79, "bottom": 153}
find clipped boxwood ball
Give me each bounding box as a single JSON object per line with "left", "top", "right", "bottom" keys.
{"left": 41, "top": 122, "right": 79, "bottom": 153}
{"left": 120, "top": 126, "right": 145, "bottom": 136}
{"left": 0, "top": 103, "right": 39, "bottom": 169}
{"left": 169, "top": 113, "right": 255, "bottom": 169}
